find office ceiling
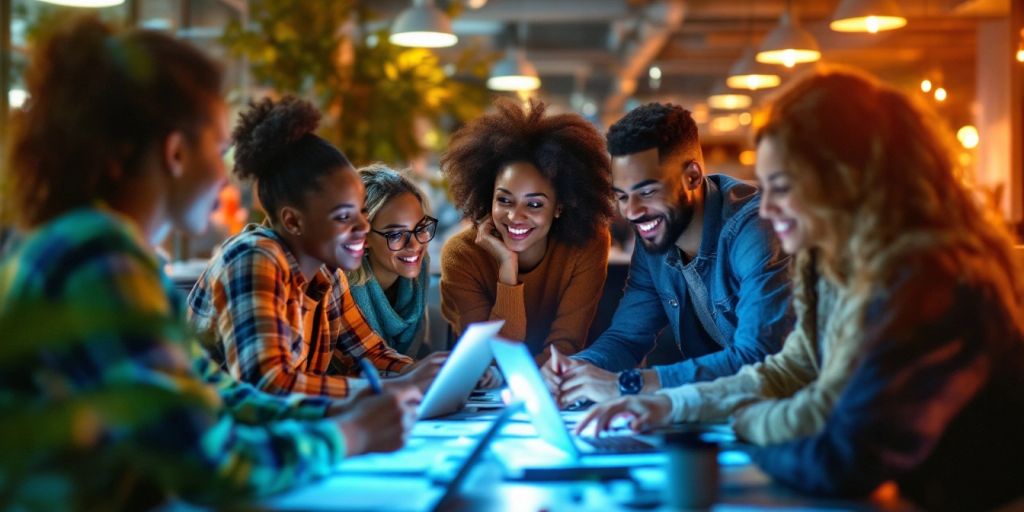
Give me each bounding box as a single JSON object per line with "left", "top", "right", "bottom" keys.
{"left": 8, "top": 0, "right": 1011, "bottom": 146}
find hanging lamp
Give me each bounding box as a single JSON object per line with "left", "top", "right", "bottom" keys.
{"left": 756, "top": 0, "right": 821, "bottom": 68}
{"left": 727, "top": 47, "right": 782, "bottom": 90}
{"left": 488, "top": 23, "right": 540, "bottom": 92}
{"left": 390, "top": 0, "right": 458, "bottom": 48}
{"left": 487, "top": 48, "right": 541, "bottom": 91}
{"left": 830, "top": 0, "right": 907, "bottom": 33}
{"left": 35, "top": 0, "right": 123, "bottom": 6}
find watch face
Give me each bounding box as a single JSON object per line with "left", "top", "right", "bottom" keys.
{"left": 619, "top": 369, "right": 643, "bottom": 395}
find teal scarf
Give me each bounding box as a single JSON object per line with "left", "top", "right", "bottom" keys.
{"left": 349, "top": 256, "right": 428, "bottom": 356}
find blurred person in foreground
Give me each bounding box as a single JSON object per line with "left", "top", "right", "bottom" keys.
{"left": 0, "top": 16, "right": 417, "bottom": 509}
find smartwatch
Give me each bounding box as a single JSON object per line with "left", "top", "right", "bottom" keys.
{"left": 618, "top": 369, "right": 644, "bottom": 396}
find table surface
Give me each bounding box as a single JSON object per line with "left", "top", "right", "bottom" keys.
{"left": 259, "top": 404, "right": 911, "bottom": 512}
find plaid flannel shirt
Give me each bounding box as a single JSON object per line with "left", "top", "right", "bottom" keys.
{"left": 187, "top": 224, "right": 412, "bottom": 398}
{"left": 0, "top": 208, "right": 348, "bottom": 503}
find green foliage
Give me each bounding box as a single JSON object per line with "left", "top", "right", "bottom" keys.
{"left": 221, "top": 0, "right": 495, "bottom": 165}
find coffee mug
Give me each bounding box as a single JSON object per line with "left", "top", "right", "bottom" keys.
{"left": 662, "top": 431, "right": 720, "bottom": 511}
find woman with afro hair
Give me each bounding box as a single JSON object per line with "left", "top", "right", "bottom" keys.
{"left": 440, "top": 98, "right": 614, "bottom": 364}
{"left": 188, "top": 96, "right": 444, "bottom": 399}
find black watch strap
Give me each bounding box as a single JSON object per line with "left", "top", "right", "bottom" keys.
{"left": 618, "top": 369, "right": 644, "bottom": 396}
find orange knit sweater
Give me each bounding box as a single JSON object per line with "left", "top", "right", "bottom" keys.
{"left": 440, "top": 226, "right": 609, "bottom": 361}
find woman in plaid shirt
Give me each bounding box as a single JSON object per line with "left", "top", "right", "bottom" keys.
{"left": 187, "top": 97, "right": 444, "bottom": 399}
{"left": 0, "top": 16, "right": 417, "bottom": 508}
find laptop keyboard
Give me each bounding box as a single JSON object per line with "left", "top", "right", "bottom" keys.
{"left": 579, "top": 435, "right": 659, "bottom": 454}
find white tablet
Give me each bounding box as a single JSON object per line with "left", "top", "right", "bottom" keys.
{"left": 417, "top": 320, "right": 505, "bottom": 419}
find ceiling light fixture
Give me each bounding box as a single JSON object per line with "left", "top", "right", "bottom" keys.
{"left": 489, "top": 23, "right": 540, "bottom": 92}
{"left": 34, "top": 0, "right": 123, "bottom": 6}
{"left": 727, "top": 47, "right": 782, "bottom": 90}
{"left": 957, "top": 125, "right": 979, "bottom": 149}
{"left": 1017, "top": 28, "right": 1024, "bottom": 63}
{"left": 708, "top": 84, "right": 753, "bottom": 110}
{"left": 829, "top": 0, "right": 907, "bottom": 33}
{"left": 390, "top": 0, "right": 458, "bottom": 48}
{"left": 757, "top": 0, "right": 821, "bottom": 68}
{"left": 488, "top": 48, "right": 540, "bottom": 91}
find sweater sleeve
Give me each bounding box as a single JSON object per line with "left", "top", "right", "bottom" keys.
{"left": 752, "top": 272, "right": 988, "bottom": 498}
{"left": 440, "top": 229, "right": 527, "bottom": 342}
{"left": 542, "top": 231, "right": 610, "bottom": 359}
{"left": 731, "top": 315, "right": 862, "bottom": 445}
{"left": 655, "top": 323, "right": 817, "bottom": 425}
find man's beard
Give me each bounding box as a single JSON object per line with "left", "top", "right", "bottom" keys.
{"left": 633, "top": 203, "right": 694, "bottom": 255}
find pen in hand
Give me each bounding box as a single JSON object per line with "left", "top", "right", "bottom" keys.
{"left": 357, "top": 357, "right": 383, "bottom": 395}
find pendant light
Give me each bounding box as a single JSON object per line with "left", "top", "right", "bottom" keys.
{"left": 390, "top": 0, "right": 458, "bottom": 49}
{"left": 487, "top": 49, "right": 541, "bottom": 91}
{"left": 830, "top": 0, "right": 907, "bottom": 33}
{"left": 488, "top": 23, "right": 540, "bottom": 92}
{"left": 708, "top": 83, "right": 752, "bottom": 110}
{"left": 35, "top": 0, "right": 123, "bottom": 6}
{"left": 756, "top": 0, "right": 821, "bottom": 68}
{"left": 727, "top": 47, "right": 782, "bottom": 91}
{"left": 728, "top": 2, "right": 781, "bottom": 91}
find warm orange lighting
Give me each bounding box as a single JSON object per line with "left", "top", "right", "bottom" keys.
{"left": 920, "top": 79, "right": 932, "bottom": 93}
{"left": 739, "top": 150, "right": 757, "bottom": 166}
{"left": 1017, "top": 48, "right": 1024, "bottom": 63}
{"left": 758, "top": 48, "right": 820, "bottom": 68}
{"left": 829, "top": 15, "right": 906, "bottom": 33}
{"left": 934, "top": 87, "right": 947, "bottom": 102}
{"left": 757, "top": 10, "right": 821, "bottom": 67}
{"left": 957, "top": 125, "right": 979, "bottom": 149}
{"left": 726, "top": 73, "right": 782, "bottom": 90}
{"left": 707, "top": 93, "right": 752, "bottom": 110}
{"left": 738, "top": 112, "right": 752, "bottom": 126}
{"left": 710, "top": 115, "right": 741, "bottom": 133}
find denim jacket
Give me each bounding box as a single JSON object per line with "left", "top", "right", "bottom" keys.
{"left": 575, "top": 174, "right": 793, "bottom": 387}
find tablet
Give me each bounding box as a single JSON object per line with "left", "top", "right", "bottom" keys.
{"left": 418, "top": 320, "right": 504, "bottom": 419}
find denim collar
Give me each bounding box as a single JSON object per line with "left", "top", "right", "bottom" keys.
{"left": 665, "top": 176, "right": 724, "bottom": 272}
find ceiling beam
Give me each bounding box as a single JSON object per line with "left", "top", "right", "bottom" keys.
{"left": 603, "top": 0, "right": 687, "bottom": 124}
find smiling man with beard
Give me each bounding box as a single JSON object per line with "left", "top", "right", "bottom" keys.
{"left": 542, "top": 103, "right": 793, "bottom": 405}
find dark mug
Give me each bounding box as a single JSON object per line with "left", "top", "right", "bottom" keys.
{"left": 662, "top": 431, "right": 720, "bottom": 511}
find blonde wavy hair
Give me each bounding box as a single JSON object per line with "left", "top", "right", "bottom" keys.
{"left": 346, "top": 163, "right": 431, "bottom": 286}
{"left": 756, "top": 67, "right": 1024, "bottom": 342}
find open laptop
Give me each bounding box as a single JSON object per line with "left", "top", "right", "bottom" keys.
{"left": 490, "top": 337, "right": 658, "bottom": 457}
{"left": 418, "top": 320, "right": 505, "bottom": 419}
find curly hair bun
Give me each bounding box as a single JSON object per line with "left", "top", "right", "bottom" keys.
{"left": 232, "top": 95, "right": 321, "bottom": 181}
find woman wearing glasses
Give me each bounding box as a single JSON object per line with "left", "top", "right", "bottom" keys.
{"left": 440, "top": 98, "right": 614, "bottom": 364}
{"left": 188, "top": 97, "right": 443, "bottom": 399}
{"left": 347, "top": 164, "right": 437, "bottom": 358}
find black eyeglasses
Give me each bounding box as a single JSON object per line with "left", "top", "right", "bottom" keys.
{"left": 370, "top": 215, "right": 438, "bottom": 251}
